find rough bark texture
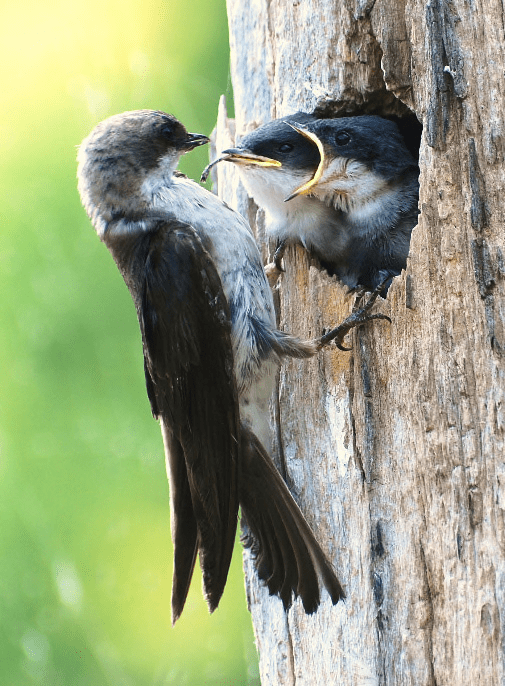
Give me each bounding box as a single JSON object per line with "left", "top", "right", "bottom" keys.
{"left": 212, "top": 1, "right": 505, "bottom": 683}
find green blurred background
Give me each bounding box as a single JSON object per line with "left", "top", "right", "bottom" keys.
{"left": 0, "top": 0, "right": 260, "bottom": 684}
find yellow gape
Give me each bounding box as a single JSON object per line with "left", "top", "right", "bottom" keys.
{"left": 284, "top": 125, "right": 325, "bottom": 201}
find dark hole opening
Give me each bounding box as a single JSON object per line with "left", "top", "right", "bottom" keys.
{"left": 304, "top": 93, "right": 423, "bottom": 292}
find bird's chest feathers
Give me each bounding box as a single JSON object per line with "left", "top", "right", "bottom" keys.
{"left": 238, "top": 163, "right": 393, "bottom": 257}
{"left": 143, "top": 175, "right": 277, "bottom": 374}
{"left": 266, "top": 170, "right": 405, "bottom": 262}
{"left": 144, "top": 176, "right": 259, "bottom": 270}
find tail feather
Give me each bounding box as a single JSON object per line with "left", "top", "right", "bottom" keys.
{"left": 242, "top": 490, "right": 303, "bottom": 610}
{"left": 239, "top": 427, "right": 345, "bottom": 613}
{"left": 269, "top": 330, "right": 319, "bottom": 359}
{"left": 162, "top": 430, "right": 199, "bottom": 624}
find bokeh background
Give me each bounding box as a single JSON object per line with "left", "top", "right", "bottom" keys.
{"left": 0, "top": 0, "right": 261, "bottom": 683}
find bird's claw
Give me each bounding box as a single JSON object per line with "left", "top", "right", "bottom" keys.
{"left": 265, "top": 241, "right": 287, "bottom": 286}
{"left": 264, "top": 261, "right": 283, "bottom": 287}
{"left": 319, "top": 311, "right": 391, "bottom": 351}
{"left": 316, "top": 279, "right": 392, "bottom": 351}
{"left": 273, "top": 241, "right": 286, "bottom": 272}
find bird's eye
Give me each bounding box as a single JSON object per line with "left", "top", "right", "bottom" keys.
{"left": 278, "top": 143, "right": 293, "bottom": 153}
{"left": 160, "top": 124, "right": 174, "bottom": 137}
{"left": 334, "top": 131, "right": 351, "bottom": 146}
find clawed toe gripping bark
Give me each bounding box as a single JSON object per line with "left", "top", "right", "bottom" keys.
{"left": 316, "top": 279, "right": 392, "bottom": 352}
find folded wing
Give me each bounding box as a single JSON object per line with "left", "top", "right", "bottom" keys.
{"left": 138, "top": 220, "right": 241, "bottom": 623}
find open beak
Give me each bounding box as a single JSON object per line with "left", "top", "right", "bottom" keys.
{"left": 200, "top": 148, "right": 281, "bottom": 182}
{"left": 283, "top": 124, "right": 325, "bottom": 202}
{"left": 182, "top": 132, "right": 210, "bottom": 152}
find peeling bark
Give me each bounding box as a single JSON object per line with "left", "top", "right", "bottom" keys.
{"left": 212, "top": 1, "right": 505, "bottom": 683}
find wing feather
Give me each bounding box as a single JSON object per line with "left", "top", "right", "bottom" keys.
{"left": 134, "top": 220, "right": 240, "bottom": 621}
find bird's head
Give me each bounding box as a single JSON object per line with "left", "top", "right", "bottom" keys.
{"left": 283, "top": 116, "right": 419, "bottom": 209}
{"left": 77, "top": 110, "right": 209, "bottom": 231}
{"left": 200, "top": 113, "right": 320, "bottom": 208}
{"left": 203, "top": 114, "right": 417, "bottom": 214}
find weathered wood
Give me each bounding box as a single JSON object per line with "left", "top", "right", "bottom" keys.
{"left": 213, "top": 1, "right": 505, "bottom": 683}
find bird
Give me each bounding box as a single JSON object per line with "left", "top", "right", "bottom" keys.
{"left": 77, "top": 109, "right": 345, "bottom": 624}
{"left": 204, "top": 113, "right": 419, "bottom": 294}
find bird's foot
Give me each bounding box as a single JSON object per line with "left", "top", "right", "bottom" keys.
{"left": 273, "top": 240, "right": 286, "bottom": 272}
{"left": 264, "top": 261, "right": 283, "bottom": 287}
{"left": 264, "top": 240, "right": 287, "bottom": 287}
{"left": 316, "top": 279, "right": 392, "bottom": 352}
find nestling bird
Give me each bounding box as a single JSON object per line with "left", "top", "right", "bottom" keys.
{"left": 204, "top": 113, "right": 419, "bottom": 293}
{"left": 77, "top": 110, "right": 345, "bottom": 623}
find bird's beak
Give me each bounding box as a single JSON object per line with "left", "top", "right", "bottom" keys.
{"left": 284, "top": 124, "right": 325, "bottom": 202}
{"left": 221, "top": 148, "right": 283, "bottom": 167}
{"left": 200, "top": 148, "right": 281, "bottom": 182}
{"left": 182, "top": 132, "right": 210, "bottom": 151}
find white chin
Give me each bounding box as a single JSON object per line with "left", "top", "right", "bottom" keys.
{"left": 238, "top": 166, "right": 308, "bottom": 203}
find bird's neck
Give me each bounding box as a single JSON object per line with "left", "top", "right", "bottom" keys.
{"left": 315, "top": 171, "right": 419, "bottom": 236}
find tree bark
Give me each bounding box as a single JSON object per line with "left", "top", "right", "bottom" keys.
{"left": 212, "top": 1, "right": 505, "bottom": 683}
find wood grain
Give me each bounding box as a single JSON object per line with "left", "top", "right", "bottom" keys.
{"left": 212, "top": 1, "right": 505, "bottom": 682}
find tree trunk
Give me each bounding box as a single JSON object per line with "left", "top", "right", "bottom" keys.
{"left": 212, "top": 1, "right": 505, "bottom": 683}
